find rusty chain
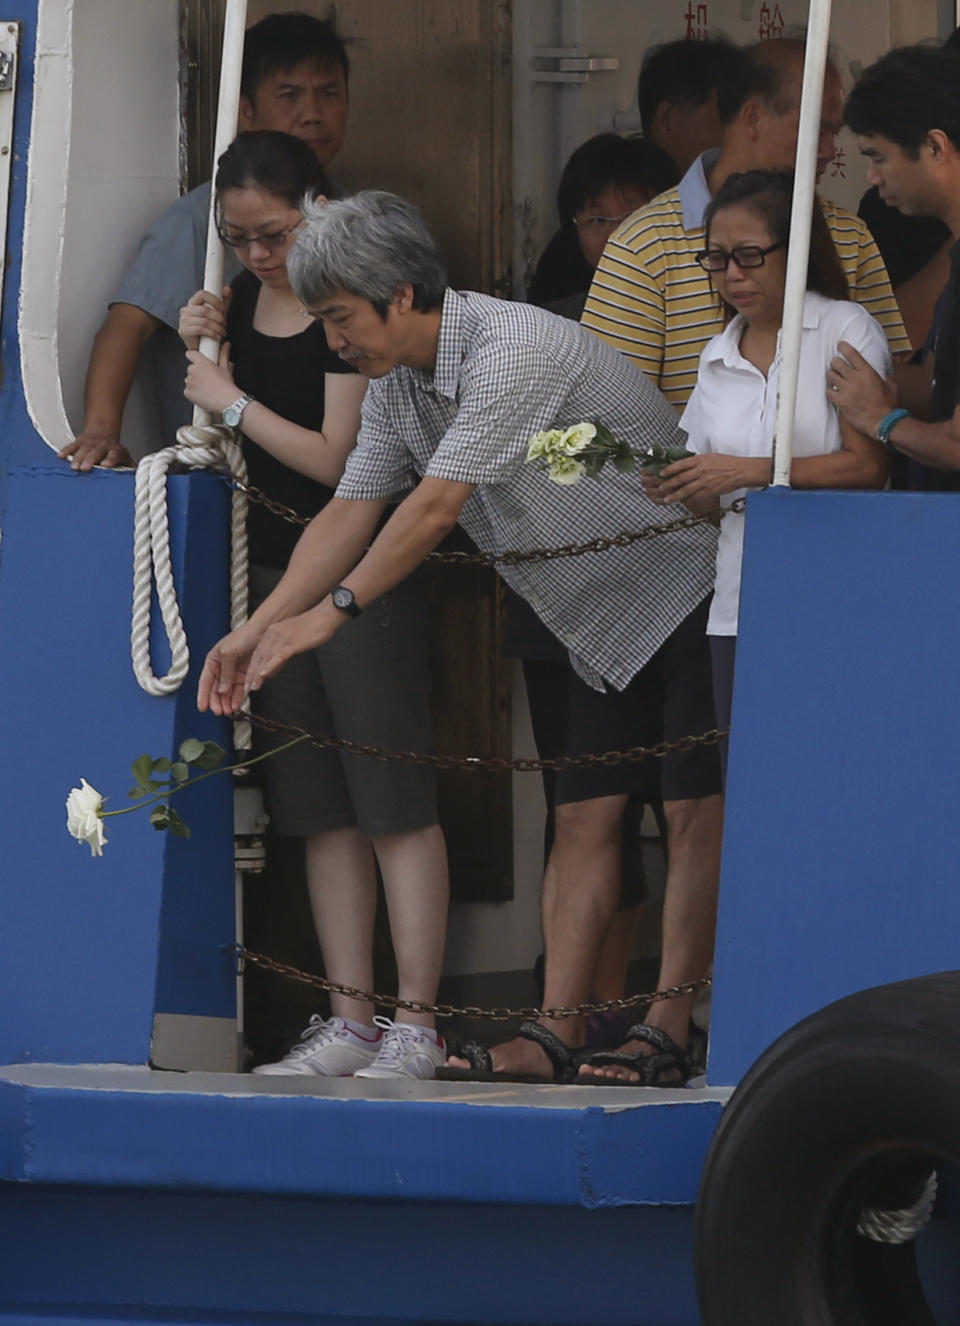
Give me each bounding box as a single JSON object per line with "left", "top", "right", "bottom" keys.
{"left": 246, "top": 708, "right": 727, "bottom": 773}
{"left": 239, "top": 715, "right": 718, "bottom": 1017}
{"left": 220, "top": 472, "right": 741, "bottom": 568}
{"left": 232, "top": 944, "right": 711, "bottom": 1022}
{"left": 224, "top": 472, "right": 723, "bottom": 1024}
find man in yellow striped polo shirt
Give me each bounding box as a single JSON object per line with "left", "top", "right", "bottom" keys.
{"left": 582, "top": 39, "right": 910, "bottom": 409}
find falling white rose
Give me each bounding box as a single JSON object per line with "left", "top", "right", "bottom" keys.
{"left": 64, "top": 734, "right": 310, "bottom": 856}
{"left": 65, "top": 779, "right": 108, "bottom": 857}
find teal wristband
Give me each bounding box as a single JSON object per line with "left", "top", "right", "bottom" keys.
{"left": 876, "top": 408, "right": 910, "bottom": 447}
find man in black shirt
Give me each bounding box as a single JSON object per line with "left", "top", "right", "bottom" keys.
{"left": 856, "top": 26, "right": 960, "bottom": 291}
{"left": 827, "top": 45, "right": 960, "bottom": 485}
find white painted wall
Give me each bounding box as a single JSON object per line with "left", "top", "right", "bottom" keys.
{"left": 23, "top": 0, "right": 181, "bottom": 457}
{"left": 59, "top": 0, "right": 181, "bottom": 454}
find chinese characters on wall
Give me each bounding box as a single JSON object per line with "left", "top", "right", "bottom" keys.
{"left": 757, "top": 2, "right": 785, "bottom": 39}
{"left": 684, "top": 2, "right": 709, "bottom": 40}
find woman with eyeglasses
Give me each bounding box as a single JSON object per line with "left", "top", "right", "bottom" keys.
{"left": 178, "top": 131, "right": 450, "bottom": 1082}
{"left": 645, "top": 169, "right": 891, "bottom": 777}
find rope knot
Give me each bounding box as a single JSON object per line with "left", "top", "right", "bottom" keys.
{"left": 131, "top": 427, "right": 249, "bottom": 697}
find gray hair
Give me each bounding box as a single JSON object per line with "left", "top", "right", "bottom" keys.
{"left": 288, "top": 190, "right": 448, "bottom": 316}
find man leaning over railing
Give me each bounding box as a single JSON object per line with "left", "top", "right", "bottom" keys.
{"left": 197, "top": 189, "right": 723, "bottom": 1087}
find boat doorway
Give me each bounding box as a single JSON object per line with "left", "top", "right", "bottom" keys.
{"left": 181, "top": 0, "right": 517, "bottom": 1059}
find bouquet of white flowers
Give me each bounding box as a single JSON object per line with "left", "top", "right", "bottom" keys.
{"left": 526, "top": 421, "right": 692, "bottom": 486}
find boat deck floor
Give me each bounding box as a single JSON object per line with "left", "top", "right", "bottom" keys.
{"left": 0, "top": 1064, "right": 731, "bottom": 1208}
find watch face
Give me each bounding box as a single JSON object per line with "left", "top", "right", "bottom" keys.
{"left": 224, "top": 396, "right": 251, "bottom": 428}
{"left": 332, "top": 587, "right": 351, "bottom": 609}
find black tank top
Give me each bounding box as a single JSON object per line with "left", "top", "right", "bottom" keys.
{"left": 226, "top": 269, "right": 358, "bottom": 567}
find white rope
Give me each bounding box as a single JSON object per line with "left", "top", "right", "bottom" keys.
{"left": 131, "top": 423, "right": 248, "bottom": 697}
{"left": 857, "top": 1171, "right": 938, "bottom": 1245}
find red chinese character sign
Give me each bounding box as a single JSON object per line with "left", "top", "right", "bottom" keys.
{"left": 684, "top": 2, "right": 710, "bottom": 40}
{"left": 758, "top": 2, "right": 785, "bottom": 40}
{"left": 829, "top": 145, "right": 847, "bottom": 180}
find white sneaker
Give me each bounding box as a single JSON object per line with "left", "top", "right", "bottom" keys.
{"left": 353, "top": 1016, "right": 446, "bottom": 1080}
{"left": 251, "top": 1015, "right": 381, "bottom": 1077}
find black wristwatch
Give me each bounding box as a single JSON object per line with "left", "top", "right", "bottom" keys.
{"left": 331, "top": 585, "right": 361, "bottom": 618}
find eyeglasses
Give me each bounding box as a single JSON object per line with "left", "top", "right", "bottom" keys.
{"left": 695, "top": 241, "right": 785, "bottom": 272}
{"left": 216, "top": 222, "right": 301, "bottom": 252}
{"left": 573, "top": 212, "right": 632, "bottom": 233}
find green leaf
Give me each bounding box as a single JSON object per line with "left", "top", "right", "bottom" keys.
{"left": 149, "top": 806, "right": 170, "bottom": 830}
{"left": 132, "top": 753, "right": 154, "bottom": 787}
{"left": 171, "top": 762, "right": 190, "bottom": 784}
{"left": 165, "top": 807, "right": 192, "bottom": 839}
{"left": 153, "top": 757, "right": 172, "bottom": 773}
{"left": 191, "top": 740, "right": 227, "bottom": 771}
{"left": 128, "top": 786, "right": 149, "bottom": 800}
{"left": 179, "top": 738, "right": 205, "bottom": 764}
{"left": 613, "top": 454, "right": 636, "bottom": 473}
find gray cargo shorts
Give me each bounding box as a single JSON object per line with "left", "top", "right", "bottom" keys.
{"left": 248, "top": 564, "right": 438, "bottom": 838}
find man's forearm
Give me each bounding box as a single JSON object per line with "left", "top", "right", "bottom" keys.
{"left": 240, "top": 479, "right": 474, "bottom": 696}
{"left": 83, "top": 303, "right": 161, "bottom": 432}
{"left": 248, "top": 496, "right": 388, "bottom": 631}
{"left": 335, "top": 477, "right": 472, "bottom": 611}
{"left": 887, "top": 414, "right": 960, "bottom": 471}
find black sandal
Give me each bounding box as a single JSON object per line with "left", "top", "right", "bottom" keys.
{"left": 436, "top": 1019, "right": 583, "bottom": 1083}
{"left": 577, "top": 1023, "right": 691, "bottom": 1086}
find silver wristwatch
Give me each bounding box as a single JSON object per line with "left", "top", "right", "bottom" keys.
{"left": 222, "top": 394, "right": 255, "bottom": 429}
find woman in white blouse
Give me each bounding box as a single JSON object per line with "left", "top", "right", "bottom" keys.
{"left": 646, "top": 169, "right": 890, "bottom": 777}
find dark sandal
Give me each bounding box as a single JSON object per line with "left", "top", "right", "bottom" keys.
{"left": 577, "top": 1023, "right": 691, "bottom": 1087}
{"left": 436, "top": 1019, "right": 583, "bottom": 1083}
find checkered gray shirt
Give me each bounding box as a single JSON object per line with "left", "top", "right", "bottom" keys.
{"left": 336, "top": 289, "right": 716, "bottom": 690}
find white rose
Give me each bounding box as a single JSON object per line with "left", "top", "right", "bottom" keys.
{"left": 527, "top": 428, "right": 564, "bottom": 461}
{"left": 66, "top": 778, "right": 108, "bottom": 857}
{"left": 559, "top": 422, "right": 597, "bottom": 455}
{"left": 548, "top": 456, "right": 586, "bottom": 485}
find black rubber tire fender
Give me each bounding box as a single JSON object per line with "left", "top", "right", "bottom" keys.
{"left": 695, "top": 970, "right": 960, "bottom": 1326}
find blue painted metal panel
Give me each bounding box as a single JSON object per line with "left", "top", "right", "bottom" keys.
{"left": 0, "top": 1074, "right": 724, "bottom": 1208}
{"left": 0, "top": 1187, "right": 701, "bottom": 1325}
{"left": 0, "top": 8, "right": 236, "bottom": 1062}
{"left": 709, "top": 489, "right": 960, "bottom": 1084}
{"left": 152, "top": 478, "right": 236, "bottom": 1021}
{"left": 0, "top": 472, "right": 235, "bottom": 1062}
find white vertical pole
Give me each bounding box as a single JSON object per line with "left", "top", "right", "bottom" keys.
{"left": 193, "top": 0, "right": 248, "bottom": 426}
{"left": 770, "top": 0, "right": 833, "bottom": 486}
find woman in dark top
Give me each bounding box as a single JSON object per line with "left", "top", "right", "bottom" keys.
{"left": 179, "top": 131, "right": 449, "bottom": 1082}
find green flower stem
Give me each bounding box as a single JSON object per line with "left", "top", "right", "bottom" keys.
{"left": 99, "top": 734, "right": 310, "bottom": 819}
